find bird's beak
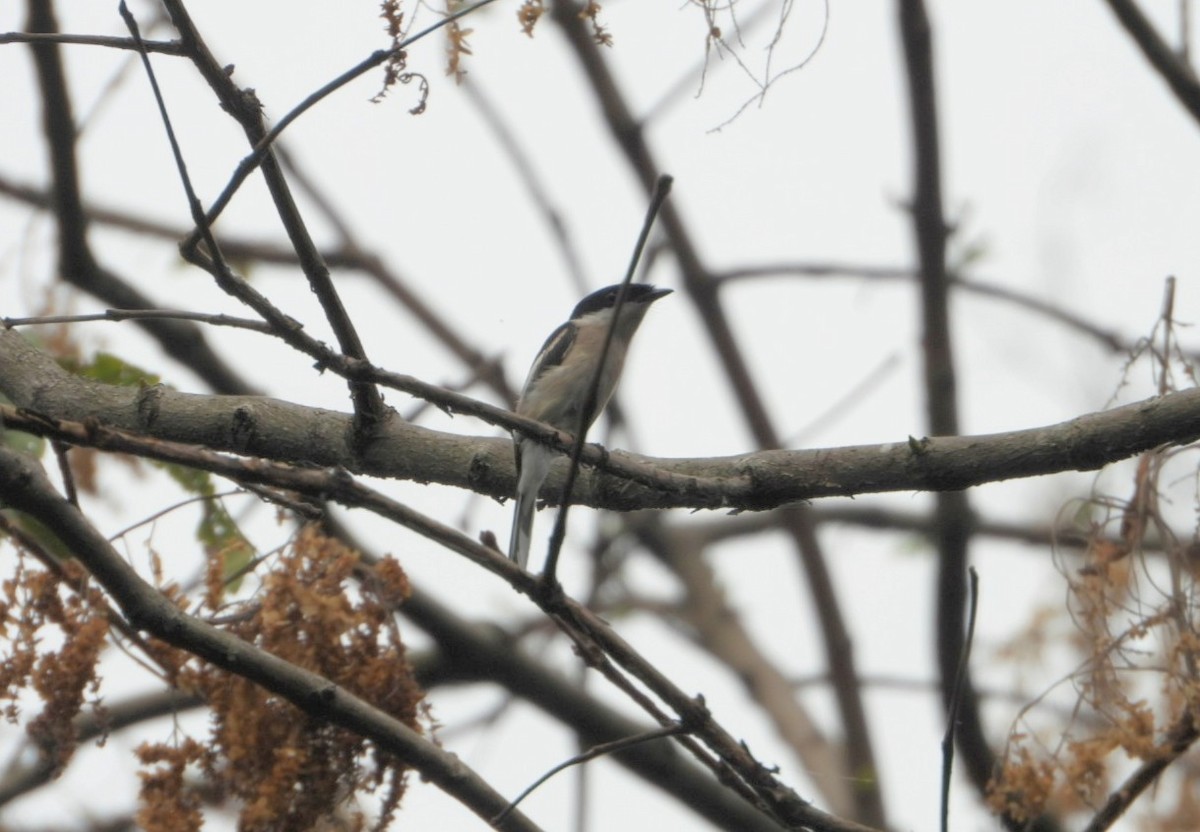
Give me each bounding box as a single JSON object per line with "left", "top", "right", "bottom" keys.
{"left": 646, "top": 287, "right": 673, "bottom": 303}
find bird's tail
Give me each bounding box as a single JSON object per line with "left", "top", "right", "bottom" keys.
{"left": 509, "top": 441, "right": 553, "bottom": 570}
{"left": 509, "top": 487, "right": 536, "bottom": 570}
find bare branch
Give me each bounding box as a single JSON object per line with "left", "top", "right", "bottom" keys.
{"left": 894, "top": 3, "right": 1036, "bottom": 826}
{"left": 6, "top": 328, "right": 1200, "bottom": 512}
{"left": 124, "top": 1, "right": 387, "bottom": 429}
{"left": 396, "top": 583, "right": 794, "bottom": 832}
{"left": 181, "top": 0, "right": 501, "bottom": 241}
{"left": 0, "top": 31, "right": 183, "bottom": 54}
{"left": 498, "top": 724, "right": 689, "bottom": 822}
{"left": 635, "top": 518, "right": 852, "bottom": 813}
{"left": 715, "top": 263, "right": 1135, "bottom": 355}
{"left": 1102, "top": 0, "right": 1200, "bottom": 127}
{"left": 22, "top": 1, "right": 256, "bottom": 396}
{"left": 0, "top": 171, "right": 518, "bottom": 403}
{"left": 3, "top": 308, "right": 273, "bottom": 334}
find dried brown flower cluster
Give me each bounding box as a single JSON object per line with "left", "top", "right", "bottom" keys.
{"left": 445, "top": 16, "right": 474, "bottom": 84}
{"left": 0, "top": 517, "right": 425, "bottom": 832}
{"left": 988, "top": 455, "right": 1200, "bottom": 826}
{"left": 0, "top": 553, "right": 108, "bottom": 777}
{"left": 517, "top": 0, "right": 544, "bottom": 37}
{"left": 134, "top": 526, "right": 424, "bottom": 831}
{"left": 372, "top": 0, "right": 428, "bottom": 113}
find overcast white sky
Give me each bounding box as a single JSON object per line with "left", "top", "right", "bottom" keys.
{"left": 3, "top": 1, "right": 1200, "bottom": 830}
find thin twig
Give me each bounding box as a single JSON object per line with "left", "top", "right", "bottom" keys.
{"left": 1080, "top": 711, "right": 1199, "bottom": 832}
{"left": 22, "top": 2, "right": 254, "bottom": 396}
{"left": 642, "top": 0, "right": 783, "bottom": 121}
{"left": 708, "top": 0, "right": 830, "bottom": 133}
{"left": 940, "top": 566, "right": 979, "bottom": 832}
{"left": 679, "top": 502, "right": 1180, "bottom": 554}
{"left": 50, "top": 440, "right": 78, "bottom": 507}
{"left": 144, "top": 1, "right": 388, "bottom": 431}
{"left": 494, "top": 725, "right": 688, "bottom": 823}
{"left": 0, "top": 31, "right": 184, "bottom": 54}
{"left": 115, "top": 3, "right": 303, "bottom": 347}
{"left": 462, "top": 78, "right": 589, "bottom": 294}
{"left": 3, "top": 308, "right": 273, "bottom": 334}
{"left": 784, "top": 352, "right": 901, "bottom": 446}
{"left": 185, "top": 0, "right": 500, "bottom": 243}
{"left": 715, "top": 263, "right": 1133, "bottom": 354}
{"left": 389, "top": 579, "right": 794, "bottom": 832}
{"left": 541, "top": 174, "right": 673, "bottom": 583}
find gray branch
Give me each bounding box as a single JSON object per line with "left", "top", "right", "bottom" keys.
{"left": 2, "top": 328, "right": 1196, "bottom": 513}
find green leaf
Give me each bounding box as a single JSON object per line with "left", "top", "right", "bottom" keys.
{"left": 155, "top": 461, "right": 216, "bottom": 498}
{"left": 198, "top": 500, "right": 256, "bottom": 595}
{"left": 63, "top": 351, "right": 161, "bottom": 387}
{"left": 2, "top": 429, "right": 46, "bottom": 459}
{"left": 0, "top": 510, "right": 77, "bottom": 561}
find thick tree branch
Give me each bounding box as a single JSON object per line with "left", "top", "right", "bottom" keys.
{"left": 4, "top": 329, "right": 1200, "bottom": 514}
{"left": 0, "top": 326, "right": 738, "bottom": 507}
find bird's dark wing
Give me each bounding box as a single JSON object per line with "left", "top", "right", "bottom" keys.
{"left": 524, "top": 321, "right": 577, "bottom": 389}
{"left": 514, "top": 320, "right": 578, "bottom": 476}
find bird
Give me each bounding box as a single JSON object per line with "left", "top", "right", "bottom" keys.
{"left": 508, "top": 282, "right": 672, "bottom": 569}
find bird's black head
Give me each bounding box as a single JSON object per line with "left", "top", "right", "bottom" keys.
{"left": 570, "top": 283, "right": 672, "bottom": 320}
